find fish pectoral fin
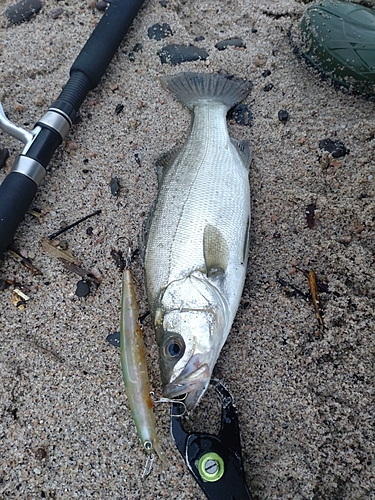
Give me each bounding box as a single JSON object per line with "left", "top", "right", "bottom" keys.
{"left": 231, "top": 138, "right": 252, "bottom": 169}
{"left": 155, "top": 147, "right": 182, "bottom": 186}
{"left": 203, "top": 224, "right": 229, "bottom": 277}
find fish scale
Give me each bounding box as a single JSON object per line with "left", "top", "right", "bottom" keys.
{"left": 144, "top": 72, "right": 252, "bottom": 409}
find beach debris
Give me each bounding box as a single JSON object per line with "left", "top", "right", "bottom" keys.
{"left": 5, "top": 0, "right": 42, "bottom": 24}
{"left": 110, "top": 177, "right": 120, "bottom": 196}
{"left": 306, "top": 202, "right": 316, "bottom": 229}
{"left": 148, "top": 22, "right": 173, "bottom": 41}
{"left": 48, "top": 209, "right": 101, "bottom": 240}
{"left": 75, "top": 280, "right": 90, "bottom": 297}
{"left": 0, "top": 145, "right": 9, "bottom": 170}
{"left": 264, "top": 83, "right": 274, "bottom": 92}
{"left": 12, "top": 288, "right": 30, "bottom": 310}
{"left": 158, "top": 44, "right": 209, "bottom": 65}
{"left": 297, "top": 0, "right": 375, "bottom": 95}
{"left": 110, "top": 248, "right": 126, "bottom": 271}
{"left": 278, "top": 109, "right": 289, "bottom": 122}
{"left": 115, "top": 104, "right": 124, "bottom": 115}
{"left": 7, "top": 246, "right": 42, "bottom": 275}
{"left": 277, "top": 269, "right": 329, "bottom": 332}
{"left": 41, "top": 237, "right": 80, "bottom": 264}
{"left": 319, "top": 138, "right": 348, "bottom": 158}
{"left": 59, "top": 259, "right": 102, "bottom": 285}
{"left": 228, "top": 104, "right": 253, "bottom": 126}
{"left": 215, "top": 38, "right": 246, "bottom": 51}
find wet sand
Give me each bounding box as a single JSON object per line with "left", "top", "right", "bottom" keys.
{"left": 0, "top": 0, "right": 374, "bottom": 498}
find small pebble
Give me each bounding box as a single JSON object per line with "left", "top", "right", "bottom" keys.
{"left": 75, "top": 280, "right": 90, "bottom": 297}
{"left": 106, "top": 332, "right": 120, "bottom": 347}
{"left": 95, "top": 1, "right": 108, "bottom": 11}
{"left": 278, "top": 109, "right": 289, "bottom": 122}
{"left": 5, "top": 0, "right": 42, "bottom": 24}
{"left": 67, "top": 141, "right": 78, "bottom": 151}
{"left": 215, "top": 38, "right": 246, "bottom": 51}
{"left": 148, "top": 22, "right": 173, "bottom": 41}
{"left": 49, "top": 7, "right": 63, "bottom": 19}
{"left": 133, "top": 43, "right": 143, "bottom": 53}
{"left": 158, "top": 44, "right": 209, "bottom": 65}
{"left": 115, "top": 104, "right": 124, "bottom": 115}
{"left": 262, "top": 69, "right": 271, "bottom": 77}
{"left": 319, "top": 138, "right": 348, "bottom": 158}
{"left": 128, "top": 52, "right": 135, "bottom": 62}
{"left": 33, "top": 468, "right": 41, "bottom": 475}
{"left": 264, "top": 83, "right": 274, "bottom": 92}
{"left": 35, "top": 448, "right": 47, "bottom": 460}
{"left": 160, "top": 0, "right": 168, "bottom": 6}
{"left": 110, "top": 177, "right": 120, "bottom": 196}
{"left": 86, "top": 226, "right": 93, "bottom": 236}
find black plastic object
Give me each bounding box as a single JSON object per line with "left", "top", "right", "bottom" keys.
{"left": 171, "top": 379, "right": 252, "bottom": 500}
{"left": 0, "top": 0, "right": 145, "bottom": 258}
{"left": 298, "top": 0, "right": 375, "bottom": 94}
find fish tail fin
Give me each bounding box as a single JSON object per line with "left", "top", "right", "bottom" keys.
{"left": 161, "top": 72, "right": 252, "bottom": 110}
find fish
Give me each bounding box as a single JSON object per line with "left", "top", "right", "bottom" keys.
{"left": 144, "top": 72, "right": 252, "bottom": 410}
{"left": 120, "top": 269, "right": 167, "bottom": 464}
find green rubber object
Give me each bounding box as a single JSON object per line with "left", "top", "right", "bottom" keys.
{"left": 299, "top": 0, "right": 375, "bottom": 94}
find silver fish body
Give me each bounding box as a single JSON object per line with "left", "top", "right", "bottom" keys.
{"left": 144, "top": 72, "right": 252, "bottom": 410}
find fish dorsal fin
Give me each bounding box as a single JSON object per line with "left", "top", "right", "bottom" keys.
{"left": 231, "top": 138, "right": 252, "bottom": 169}
{"left": 203, "top": 224, "right": 229, "bottom": 277}
{"left": 155, "top": 147, "right": 182, "bottom": 186}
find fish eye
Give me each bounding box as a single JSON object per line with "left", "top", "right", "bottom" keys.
{"left": 164, "top": 336, "right": 185, "bottom": 360}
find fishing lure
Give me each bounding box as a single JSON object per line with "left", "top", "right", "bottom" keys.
{"left": 120, "top": 269, "right": 167, "bottom": 465}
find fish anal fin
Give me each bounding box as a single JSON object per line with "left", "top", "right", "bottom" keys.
{"left": 155, "top": 147, "right": 182, "bottom": 186}
{"left": 203, "top": 224, "right": 229, "bottom": 277}
{"left": 231, "top": 138, "right": 252, "bottom": 169}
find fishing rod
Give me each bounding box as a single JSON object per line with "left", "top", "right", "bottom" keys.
{"left": 0, "top": 0, "right": 145, "bottom": 259}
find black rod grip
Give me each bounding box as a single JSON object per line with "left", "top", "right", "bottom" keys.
{"left": 70, "top": 0, "right": 145, "bottom": 90}
{"left": 0, "top": 173, "right": 38, "bottom": 257}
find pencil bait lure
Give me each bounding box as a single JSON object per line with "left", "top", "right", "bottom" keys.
{"left": 120, "top": 269, "right": 167, "bottom": 465}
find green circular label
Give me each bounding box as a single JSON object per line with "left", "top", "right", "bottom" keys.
{"left": 197, "top": 452, "right": 225, "bottom": 482}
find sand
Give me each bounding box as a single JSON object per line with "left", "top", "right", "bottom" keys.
{"left": 0, "top": 0, "right": 374, "bottom": 498}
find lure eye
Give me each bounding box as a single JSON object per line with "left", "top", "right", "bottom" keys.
{"left": 164, "top": 336, "right": 185, "bottom": 360}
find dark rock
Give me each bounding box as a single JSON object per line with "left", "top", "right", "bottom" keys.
{"left": 115, "top": 104, "right": 124, "bottom": 115}
{"left": 133, "top": 43, "right": 143, "bottom": 53}
{"left": 95, "top": 1, "right": 109, "bottom": 12}
{"left": 5, "top": 0, "right": 42, "bottom": 24}
{"left": 264, "top": 83, "right": 274, "bottom": 92}
{"left": 262, "top": 69, "right": 271, "bottom": 77}
{"left": 148, "top": 22, "right": 173, "bottom": 41}
{"left": 106, "top": 331, "right": 120, "bottom": 347}
{"left": 319, "top": 138, "right": 348, "bottom": 158}
{"left": 159, "top": 0, "right": 168, "bottom": 6}
{"left": 128, "top": 52, "right": 135, "bottom": 62}
{"left": 110, "top": 177, "right": 120, "bottom": 196}
{"left": 215, "top": 38, "right": 246, "bottom": 51}
{"left": 75, "top": 280, "right": 90, "bottom": 297}
{"left": 228, "top": 104, "right": 253, "bottom": 126}
{"left": 278, "top": 109, "right": 289, "bottom": 122}
{"left": 195, "top": 35, "right": 205, "bottom": 42}
{"left": 158, "top": 44, "right": 209, "bottom": 65}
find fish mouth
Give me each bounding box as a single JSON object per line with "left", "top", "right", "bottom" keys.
{"left": 163, "top": 354, "right": 211, "bottom": 410}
